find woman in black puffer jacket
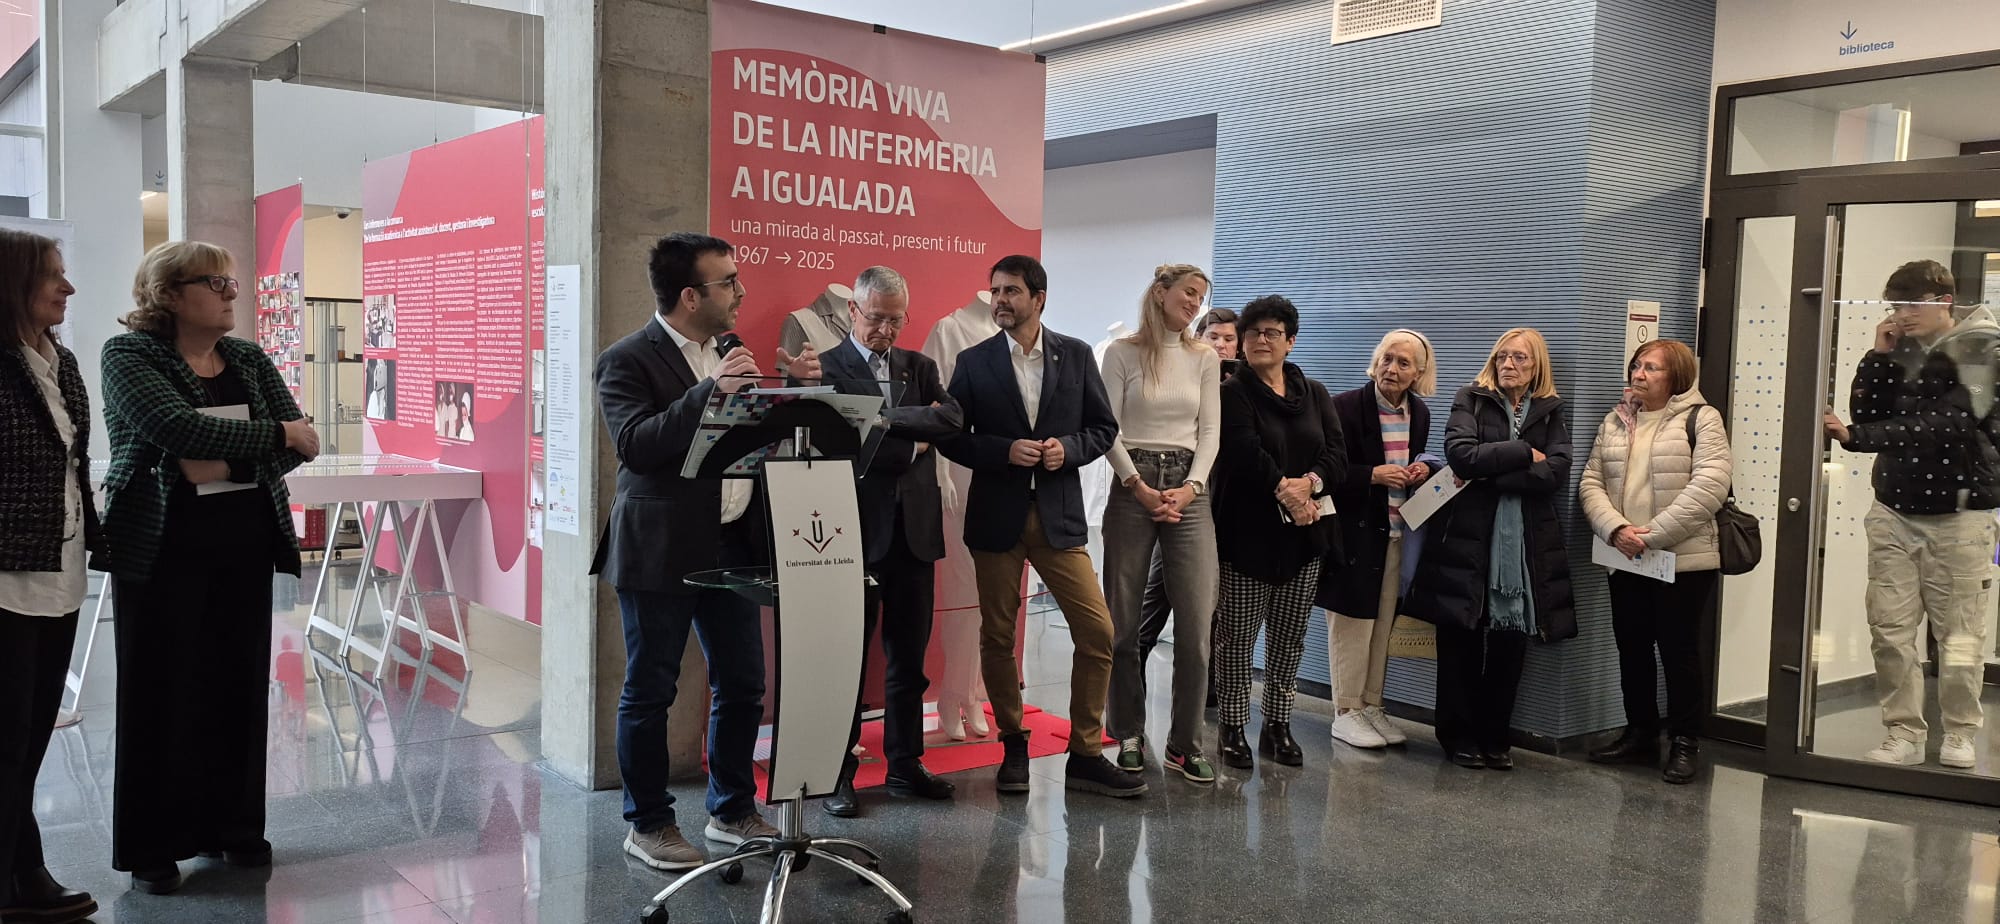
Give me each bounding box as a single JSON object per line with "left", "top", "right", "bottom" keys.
{"left": 1405, "top": 327, "right": 1574, "bottom": 772}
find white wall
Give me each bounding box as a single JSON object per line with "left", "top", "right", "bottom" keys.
{"left": 1714, "top": 0, "right": 2000, "bottom": 86}
{"left": 1042, "top": 148, "right": 1217, "bottom": 343}
{"left": 304, "top": 213, "right": 362, "bottom": 299}
{"left": 0, "top": 69, "right": 42, "bottom": 202}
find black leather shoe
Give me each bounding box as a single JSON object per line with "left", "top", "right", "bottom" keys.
{"left": 130, "top": 864, "right": 182, "bottom": 895}
{"left": 1448, "top": 750, "right": 1485, "bottom": 769}
{"left": 996, "top": 732, "right": 1032, "bottom": 793}
{"left": 1064, "top": 752, "right": 1148, "bottom": 798}
{"left": 206, "top": 839, "right": 272, "bottom": 868}
{"left": 1662, "top": 736, "right": 1700, "bottom": 785}
{"left": 2, "top": 866, "right": 97, "bottom": 923}
{"left": 823, "top": 776, "right": 860, "bottom": 817}
{"left": 1218, "top": 724, "right": 1253, "bottom": 769}
{"left": 1258, "top": 722, "right": 1303, "bottom": 767}
{"left": 885, "top": 761, "right": 955, "bottom": 800}
{"left": 1589, "top": 727, "right": 1659, "bottom": 765}
{"left": 1482, "top": 749, "right": 1515, "bottom": 772}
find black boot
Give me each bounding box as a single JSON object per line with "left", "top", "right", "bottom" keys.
{"left": 1258, "top": 722, "right": 1303, "bottom": 767}
{"left": 823, "top": 774, "right": 860, "bottom": 817}
{"left": 4, "top": 866, "right": 97, "bottom": 923}
{"left": 1662, "top": 736, "right": 1700, "bottom": 785}
{"left": 885, "top": 760, "right": 956, "bottom": 800}
{"left": 1218, "top": 724, "right": 1253, "bottom": 769}
{"left": 1589, "top": 727, "right": 1659, "bottom": 765}
{"left": 996, "top": 731, "right": 1031, "bottom": 793}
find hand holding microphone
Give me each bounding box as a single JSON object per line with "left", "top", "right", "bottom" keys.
{"left": 714, "top": 332, "right": 764, "bottom": 394}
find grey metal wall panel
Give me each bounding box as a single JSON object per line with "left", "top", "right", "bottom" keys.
{"left": 1047, "top": 0, "right": 1714, "bottom": 739}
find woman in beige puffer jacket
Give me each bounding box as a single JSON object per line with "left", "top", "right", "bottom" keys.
{"left": 1577, "top": 339, "right": 1732, "bottom": 786}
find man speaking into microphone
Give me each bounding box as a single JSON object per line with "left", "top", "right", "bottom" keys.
{"left": 592, "top": 232, "right": 820, "bottom": 871}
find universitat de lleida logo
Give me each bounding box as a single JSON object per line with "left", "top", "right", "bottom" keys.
{"left": 787, "top": 510, "right": 858, "bottom": 568}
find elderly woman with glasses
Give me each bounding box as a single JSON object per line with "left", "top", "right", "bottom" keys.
{"left": 1406, "top": 328, "right": 1575, "bottom": 771}
{"left": 99, "top": 242, "right": 321, "bottom": 894}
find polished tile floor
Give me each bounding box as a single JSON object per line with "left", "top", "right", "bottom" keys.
{"left": 28, "top": 567, "right": 2000, "bottom": 923}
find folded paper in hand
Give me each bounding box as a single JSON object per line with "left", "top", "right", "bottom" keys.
{"left": 1400, "top": 465, "right": 1463, "bottom": 529}
{"left": 1591, "top": 537, "right": 1676, "bottom": 583}
{"left": 195, "top": 405, "right": 259, "bottom": 496}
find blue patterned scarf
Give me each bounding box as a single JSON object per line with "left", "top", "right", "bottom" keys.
{"left": 1485, "top": 394, "right": 1535, "bottom": 634}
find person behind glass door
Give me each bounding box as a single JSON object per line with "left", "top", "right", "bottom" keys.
{"left": 814, "top": 266, "right": 964, "bottom": 819}
{"left": 937, "top": 254, "right": 1145, "bottom": 799}
{"left": 1823, "top": 260, "right": 2000, "bottom": 770}
{"left": 0, "top": 230, "right": 100, "bottom": 924}
{"left": 1579, "top": 339, "right": 1732, "bottom": 784}
{"left": 100, "top": 242, "right": 322, "bottom": 893}
{"left": 1321, "top": 329, "right": 1441, "bottom": 751}
{"left": 1101, "top": 264, "right": 1223, "bottom": 783}
{"left": 1405, "top": 327, "right": 1575, "bottom": 771}
{"left": 1209, "top": 296, "right": 1346, "bottom": 770}
{"left": 591, "top": 232, "right": 820, "bottom": 871}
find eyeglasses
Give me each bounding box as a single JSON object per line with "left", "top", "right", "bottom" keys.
{"left": 1495, "top": 351, "right": 1534, "bottom": 366}
{"left": 178, "top": 274, "right": 238, "bottom": 294}
{"left": 689, "top": 275, "right": 743, "bottom": 293}
{"left": 858, "top": 312, "right": 908, "bottom": 329}
{"left": 1889, "top": 296, "right": 1950, "bottom": 314}
{"left": 1243, "top": 328, "right": 1289, "bottom": 343}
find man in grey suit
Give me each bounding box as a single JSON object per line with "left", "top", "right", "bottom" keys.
{"left": 814, "top": 266, "right": 965, "bottom": 818}
{"left": 591, "top": 232, "right": 819, "bottom": 870}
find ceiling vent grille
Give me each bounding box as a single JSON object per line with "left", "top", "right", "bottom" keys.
{"left": 1331, "top": 0, "right": 1444, "bottom": 45}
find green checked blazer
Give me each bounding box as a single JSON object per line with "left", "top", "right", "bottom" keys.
{"left": 97, "top": 331, "right": 309, "bottom": 581}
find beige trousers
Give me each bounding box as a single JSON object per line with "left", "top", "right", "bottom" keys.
{"left": 1330, "top": 535, "right": 1403, "bottom": 712}
{"left": 1863, "top": 503, "right": 1996, "bottom": 742}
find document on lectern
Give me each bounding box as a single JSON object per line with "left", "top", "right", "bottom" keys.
{"left": 681, "top": 389, "right": 885, "bottom": 478}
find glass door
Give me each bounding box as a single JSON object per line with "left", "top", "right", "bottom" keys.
{"left": 1767, "top": 170, "right": 2000, "bottom": 804}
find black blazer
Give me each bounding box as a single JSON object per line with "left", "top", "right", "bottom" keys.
{"left": 938, "top": 327, "right": 1117, "bottom": 553}
{"left": 818, "top": 338, "right": 963, "bottom": 565}
{"left": 1319, "top": 381, "right": 1433, "bottom": 617}
{"left": 591, "top": 318, "right": 766, "bottom": 593}
{"left": 1213, "top": 363, "right": 1346, "bottom": 585}
{"left": 1404, "top": 385, "right": 1576, "bottom": 641}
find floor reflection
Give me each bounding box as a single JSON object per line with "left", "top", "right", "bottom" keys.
{"left": 20, "top": 562, "right": 2000, "bottom": 923}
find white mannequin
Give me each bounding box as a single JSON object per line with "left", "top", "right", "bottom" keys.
{"left": 779, "top": 282, "right": 855, "bottom": 374}
{"left": 921, "top": 291, "right": 1001, "bottom": 739}
{"left": 1081, "top": 321, "right": 1133, "bottom": 548}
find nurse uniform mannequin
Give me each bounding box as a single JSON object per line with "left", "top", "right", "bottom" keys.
{"left": 778, "top": 282, "right": 855, "bottom": 374}
{"left": 921, "top": 291, "right": 1001, "bottom": 739}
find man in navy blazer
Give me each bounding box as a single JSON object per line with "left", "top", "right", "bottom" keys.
{"left": 810, "top": 265, "right": 964, "bottom": 818}
{"left": 591, "top": 232, "right": 818, "bottom": 871}
{"left": 938, "top": 254, "right": 1146, "bottom": 799}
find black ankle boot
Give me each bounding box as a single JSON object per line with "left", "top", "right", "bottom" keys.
{"left": 1662, "top": 736, "right": 1700, "bottom": 785}
{"left": 1589, "top": 727, "right": 1659, "bottom": 765}
{"left": 996, "top": 731, "right": 1031, "bottom": 793}
{"left": 1258, "top": 722, "right": 1303, "bottom": 767}
{"left": 7, "top": 866, "right": 97, "bottom": 921}
{"left": 1218, "top": 724, "right": 1253, "bottom": 769}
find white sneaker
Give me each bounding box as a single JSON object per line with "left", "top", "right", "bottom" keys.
{"left": 1361, "top": 705, "right": 1408, "bottom": 745}
{"left": 1941, "top": 734, "right": 1976, "bottom": 769}
{"left": 1864, "top": 736, "right": 1923, "bottom": 765}
{"left": 1331, "top": 710, "right": 1387, "bottom": 749}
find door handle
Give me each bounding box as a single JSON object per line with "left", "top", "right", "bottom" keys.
{"left": 1801, "top": 287, "right": 1823, "bottom": 297}
{"left": 1787, "top": 497, "right": 1801, "bottom": 512}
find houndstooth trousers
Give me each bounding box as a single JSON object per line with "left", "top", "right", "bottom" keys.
{"left": 1212, "top": 558, "right": 1323, "bottom": 728}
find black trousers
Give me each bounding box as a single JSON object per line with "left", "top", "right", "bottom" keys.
{"left": 0, "top": 608, "right": 77, "bottom": 904}
{"left": 844, "top": 515, "right": 937, "bottom": 774}
{"left": 1434, "top": 624, "right": 1528, "bottom": 754}
{"left": 1608, "top": 569, "right": 1716, "bottom": 739}
{"left": 112, "top": 497, "right": 275, "bottom": 871}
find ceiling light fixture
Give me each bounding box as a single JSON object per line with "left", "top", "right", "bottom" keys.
{"left": 999, "top": 0, "right": 1209, "bottom": 52}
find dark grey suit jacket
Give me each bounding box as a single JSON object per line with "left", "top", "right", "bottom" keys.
{"left": 819, "top": 339, "right": 962, "bottom": 565}
{"left": 590, "top": 318, "right": 765, "bottom": 593}
{"left": 937, "top": 327, "right": 1118, "bottom": 553}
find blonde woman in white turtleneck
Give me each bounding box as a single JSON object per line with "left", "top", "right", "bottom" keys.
{"left": 1101, "top": 263, "right": 1223, "bottom": 784}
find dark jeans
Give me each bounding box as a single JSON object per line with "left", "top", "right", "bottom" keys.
{"left": 844, "top": 516, "right": 936, "bottom": 776}
{"left": 1608, "top": 569, "right": 1717, "bottom": 739}
{"left": 616, "top": 532, "right": 767, "bottom": 832}
{"left": 1434, "top": 624, "right": 1528, "bottom": 754}
{"left": 0, "top": 608, "right": 76, "bottom": 904}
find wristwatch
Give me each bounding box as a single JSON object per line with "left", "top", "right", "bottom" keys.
{"left": 1306, "top": 472, "right": 1324, "bottom": 494}
{"left": 1183, "top": 479, "right": 1205, "bottom": 496}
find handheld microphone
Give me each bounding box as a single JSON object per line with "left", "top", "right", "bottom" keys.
{"left": 715, "top": 332, "right": 744, "bottom": 358}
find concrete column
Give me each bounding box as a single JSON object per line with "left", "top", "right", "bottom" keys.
{"left": 542, "top": 0, "right": 712, "bottom": 791}
{"left": 44, "top": 0, "right": 146, "bottom": 457}
{"left": 166, "top": 56, "right": 255, "bottom": 338}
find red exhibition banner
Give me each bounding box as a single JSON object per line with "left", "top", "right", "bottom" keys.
{"left": 361, "top": 117, "right": 544, "bottom": 625}
{"left": 253, "top": 183, "right": 305, "bottom": 399}
{"left": 709, "top": 0, "right": 1045, "bottom": 353}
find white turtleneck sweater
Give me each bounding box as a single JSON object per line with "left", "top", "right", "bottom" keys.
{"left": 1100, "top": 327, "right": 1221, "bottom": 489}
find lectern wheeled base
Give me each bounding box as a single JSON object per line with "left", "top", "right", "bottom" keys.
{"left": 638, "top": 791, "right": 914, "bottom": 924}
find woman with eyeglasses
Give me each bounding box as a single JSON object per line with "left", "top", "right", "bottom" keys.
{"left": 1209, "top": 295, "right": 1345, "bottom": 769}
{"left": 0, "top": 230, "right": 101, "bottom": 924}
{"left": 99, "top": 242, "right": 321, "bottom": 893}
{"left": 1406, "top": 328, "right": 1574, "bottom": 771}
{"left": 1102, "top": 264, "right": 1223, "bottom": 784}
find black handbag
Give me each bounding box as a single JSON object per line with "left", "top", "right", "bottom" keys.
{"left": 1686, "top": 406, "right": 1762, "bottom": 575}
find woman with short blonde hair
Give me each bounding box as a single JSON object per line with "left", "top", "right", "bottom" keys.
{"left": 1406, "top": 327, "right": 1575, "bottom": 770}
